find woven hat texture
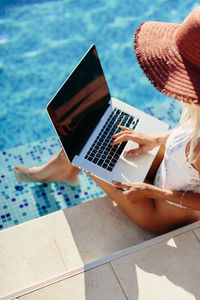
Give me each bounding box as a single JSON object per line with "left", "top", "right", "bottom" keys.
{"left": 134, "top": 6, "right": 200, "bottom": 104}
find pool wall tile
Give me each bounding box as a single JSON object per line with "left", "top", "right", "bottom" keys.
{"left": 0, "top": 136, "right": 104, "bottom": 231}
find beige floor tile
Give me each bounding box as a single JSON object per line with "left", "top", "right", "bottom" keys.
{"left": 0, "top": 195, "right": 155, "bottom": 298}
{"left": 0, "top": 210, "right": 82, "bottom": 297}
{"left": 19, "top": 263, "right": 126, "bottom": 300}
{"left": 111, "top": 231, "right": 200, "bottom": 300}
{"left": 63, "top": 195, "right": 154, "bottom": 263}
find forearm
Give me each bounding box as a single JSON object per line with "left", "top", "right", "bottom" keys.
{"left": 146, "top": 184, "right": 200, "bottom": 211}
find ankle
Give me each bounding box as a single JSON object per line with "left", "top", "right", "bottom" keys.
{"left": 68, "top": 166, "right": 81, "bottom": 178}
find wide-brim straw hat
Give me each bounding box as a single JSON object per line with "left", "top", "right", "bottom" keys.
{"left": 134, "top": 6, "right": 200, "bottom": 104}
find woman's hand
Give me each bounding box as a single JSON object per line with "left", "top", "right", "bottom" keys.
{"left": 112, "top": 181, "right": 151, "bottom": 202}
{"left": 110, "top": 125, "right": 169, "bottom": 157}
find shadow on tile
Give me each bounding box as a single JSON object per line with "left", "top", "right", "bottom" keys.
{"left": 63, "top": 195, "right": 155, "bottom": 264}
{"left": 110, "top": 230, "right": 200, "bottom": 299}
{"left": 18, "top": 264, "right": 127, "bottom": 300}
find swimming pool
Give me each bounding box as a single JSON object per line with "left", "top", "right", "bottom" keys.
{"left": 0, "top": 0, "right": 195, "bottom": 230}
{"left": 1, "top": 0, "right": 195, "bottom": 150}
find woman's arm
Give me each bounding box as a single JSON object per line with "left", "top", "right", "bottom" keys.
{"left": 111, "top": 126, "right": 172, "bottom": 157}
{"left": 149, "top": 184, "right": 200, "bottom": 211}
{"left": 113, "top": 181, "right": 200, "bottom": 211}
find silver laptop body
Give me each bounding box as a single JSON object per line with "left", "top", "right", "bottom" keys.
{"left": 47, "top": 45, "right": 169, "bottom": 183}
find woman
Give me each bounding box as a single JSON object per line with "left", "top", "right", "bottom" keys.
{"left": 14, "top": 7, "right": 200, "bottom": 234}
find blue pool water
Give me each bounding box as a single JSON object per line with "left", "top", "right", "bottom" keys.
{"left": 1, "top": 0, "right": 196, "bottom": 150}
{"left": 0, "top": 0, "right": 196, "bottom": 230}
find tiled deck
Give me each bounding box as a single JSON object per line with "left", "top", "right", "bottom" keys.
{"left": 17, "top": 227, "right": 200, "bottom": 300}
{"left": 0, "top": 197, "right": 199, "bottom": 300}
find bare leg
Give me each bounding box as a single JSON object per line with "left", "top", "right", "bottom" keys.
{"left": 13, "top": 149, "right": 80, "bottom": 186}
{"left": 13, "top": 146, "right": 196, "bottom": 233}
{"left": 86, "top": 172, "right": 160, "bottom": 233}
{"left": 85, "top": 172, "right": 197, "bottom": 234}
{"left": 13, "top": 142, "right": 165, "bottom": 184}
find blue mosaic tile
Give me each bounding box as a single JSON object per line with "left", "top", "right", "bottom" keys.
{"left": 0, "top": 136, "right": 105, "bottom": 231}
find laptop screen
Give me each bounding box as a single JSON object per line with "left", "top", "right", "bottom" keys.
{"left": 47, "top": 45, "right": 111, "bottom": 161}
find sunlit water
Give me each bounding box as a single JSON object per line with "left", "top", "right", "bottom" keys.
{"left": 0, "top": 0, "right": 197, "bottom": 150}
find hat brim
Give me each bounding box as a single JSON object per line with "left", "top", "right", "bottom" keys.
{"left": 134, "top": 21, "right": 200, "bottom": 104}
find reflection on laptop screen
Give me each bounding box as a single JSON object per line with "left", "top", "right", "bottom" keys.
{"left": 47, "top": 45, "right": 111, "bottom": 161}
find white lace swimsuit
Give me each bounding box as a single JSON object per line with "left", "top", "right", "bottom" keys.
{"left": 154, "top": 128, "right": 200, "bottom": 207}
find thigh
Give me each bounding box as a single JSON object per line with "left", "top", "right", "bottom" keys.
{"left": 85, "top": 171, "right": 158, "bottom": 231}
{"left": 154, "top": 199, "right": 200, "bottom": 233}
{"left": 86, "top": 171, "right": 200, "bottom": 234}
{"left": 85, "top": 172, "right": 127, "bottom": 207}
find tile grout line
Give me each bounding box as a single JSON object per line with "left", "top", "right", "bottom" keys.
{"left": 192, "top": 230, "right": 200, "bottom": 243}
{"left": 1, "top": 221, "right": 200, "bottom": 300}
{"left": 109, "top": 262, "right": 128, "bottom": 300}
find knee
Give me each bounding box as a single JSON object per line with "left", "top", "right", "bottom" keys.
{"left": 58, "top": 149, "right": 71, "bottom": 164}
{"left": 59, "top": 148, "right": 66, "bottom": 158}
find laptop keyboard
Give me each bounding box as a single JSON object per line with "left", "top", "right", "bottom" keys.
{"left": 84, "top": 108, "right": 139, "bottom": 172}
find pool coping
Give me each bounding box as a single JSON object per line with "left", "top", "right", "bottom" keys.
{"left": 1, "top": 218, "right": 200, "bottom": 300}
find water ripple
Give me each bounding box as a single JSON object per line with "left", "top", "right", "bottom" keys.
{"left": 0, "top": 0, "right": 195, "bottom": 150}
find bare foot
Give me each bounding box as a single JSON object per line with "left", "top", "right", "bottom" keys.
{"left": 13, "top": 149, "right": 81, "bottom": 186}
{"left": 13, "top": 165, "right": 80, "bottom": 186}
{"left": 13, "top": 165, "right": 41, "bottom": 182}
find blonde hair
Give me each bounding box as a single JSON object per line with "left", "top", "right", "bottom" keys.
{"left": 178, "top": 101, "right": 200, "bottom": 163}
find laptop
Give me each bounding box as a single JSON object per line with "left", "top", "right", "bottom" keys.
{"left": 47, "top": 44, "right": 169, "bottom": 183}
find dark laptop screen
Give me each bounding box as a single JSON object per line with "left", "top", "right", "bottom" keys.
{"left": 47, "top": 45, "right": 111, "bottom": 161}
